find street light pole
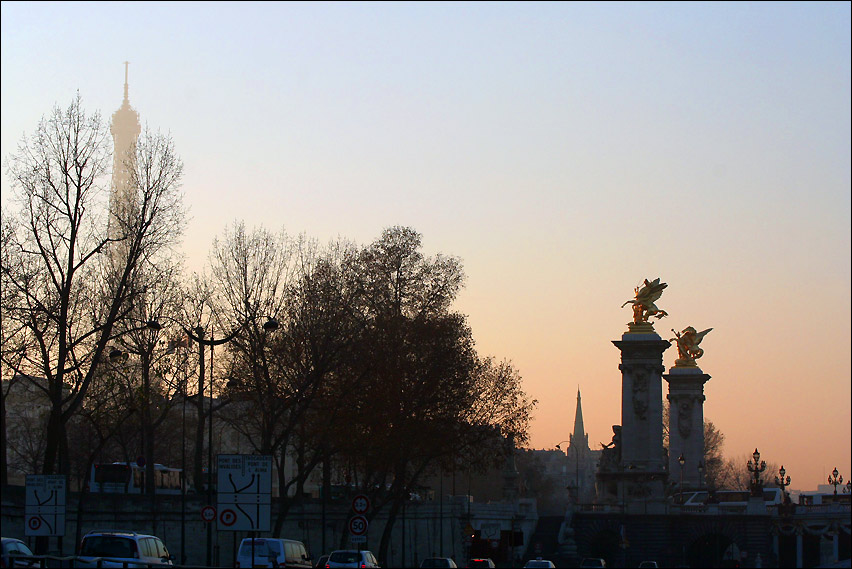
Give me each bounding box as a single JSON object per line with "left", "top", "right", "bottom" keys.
{"left": 678, "top": 454, "right": 685, "bottom": 504}
{"left": 775, "top": 466, "right": 791, "bottom": 503}
{"left": 150, "top": 315, "right": 278, "bottom": 566}
{"left": 828, "top": 468, "right": 843, "bottom": 495}
{"left": 747, "top": 448, "right": 767, "bottom": 497}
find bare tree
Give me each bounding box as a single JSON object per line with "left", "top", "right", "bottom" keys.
{"left": 1, "top": 93, "right": 184, "bottom": 476}
{"left": 714, "top": 453, "right": 781, "bottom": 492}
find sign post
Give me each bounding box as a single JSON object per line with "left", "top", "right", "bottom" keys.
{"left": 25, "top": 475, "right": 66, "bottom": 537}
{"left": 217, "top": 454, "right": 272, "bottom": 532}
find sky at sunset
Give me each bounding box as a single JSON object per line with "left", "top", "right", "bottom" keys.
{"left": 2, "top": 1, "right": 850, "bottom": 492}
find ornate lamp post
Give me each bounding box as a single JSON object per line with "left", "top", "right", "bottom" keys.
{"left": 843, "top": 480, "right": 851, "bottom": 494}
{"left": 747, "top": 448, "right": 767, "bottom": 496}
{"left": 828, "top": 467, "right": 843, "bottom": 495}
{"left": 678, "top": 454, "right": 685, "bottom": 503}
{"left": 775, "top": 465, "right": 791, "bottom": 502}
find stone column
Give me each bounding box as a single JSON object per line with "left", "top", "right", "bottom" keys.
{"left": 610, "top": 328, "right": 670, "bottom": 509}
{"left": 612, "top": 330, "right": 670, "bottom": 473}
{"left": 664, "top": 366, "right": 711, "bottom": 490}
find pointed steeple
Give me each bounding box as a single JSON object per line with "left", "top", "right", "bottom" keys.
{"left": 570, "top": 387, "right": 589, "bottom": 451}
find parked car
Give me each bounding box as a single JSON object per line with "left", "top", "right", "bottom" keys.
{"left": 467, "top": 559, "right": 496, "bottom": 568}
{"left": 579, "top": 558, "right": 607, "bottom": 568}
{"left": 524, "top": 559, "right": 556, "bottom": 568}
{"left": 314, "top": 554, "right": 330, "bottom": 568}
{"left": 326, "top": 549, "right": 381, "bottom": 568}
{"left": 236, "top": 538, "right": 311, "bottom": 568}
{"left": 77, "top": 530, "right": 173, "bottom": 567}
{"left": 1, "top": 537, "right": 37, "bottom": 568}
{"left": 420, "top": 558, "right": 458, "bottom": 568}
{"left": 638, "top": 562, "right": 659, "bottom": 568}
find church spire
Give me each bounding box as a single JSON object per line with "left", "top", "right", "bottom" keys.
{"left": 570, "top": 387, "right": 589, "bottom": 451}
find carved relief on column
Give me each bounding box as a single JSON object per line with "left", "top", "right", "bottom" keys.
{"left": 632, "top": 367, "right": 649, "bottom": 421}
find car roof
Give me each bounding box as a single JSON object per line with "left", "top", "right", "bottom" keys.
{"left": 82, "top": 530, "right": 158, "bottom": 539}
{"left": 240, "top": 537, "right": 302, "bottom": 543}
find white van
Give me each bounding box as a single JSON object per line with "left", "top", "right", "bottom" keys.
{"left": 235, "top": 537, "right": 311, "bottom": 568}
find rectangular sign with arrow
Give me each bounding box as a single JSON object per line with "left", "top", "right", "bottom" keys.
{"left": 25, "top": 475, "right": 66, "bottom": 536}
{"left": 217, "top": 454, "right": 272, "bottom": 532}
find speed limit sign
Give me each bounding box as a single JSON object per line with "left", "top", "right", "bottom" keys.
{"left": 349, "top": 515, "right": 368, "bottom": 536}
{"left": 352, "top": 494, "right": 370, "bottom": 514}
{"left": 201, "top": 505, "right": 216, "bottom": 523}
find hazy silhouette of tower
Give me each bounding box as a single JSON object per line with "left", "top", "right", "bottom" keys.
{"left": 108, "top": 61, "right": 141, "bottom": 248}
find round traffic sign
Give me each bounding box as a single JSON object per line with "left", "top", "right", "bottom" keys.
{"left": 201, "top": 505, "right": 216, "bottom": 522}
{"left": 348, "top": 515, "right": 368, "bottom": 536}
{"left": 352, "top": 494, "right": 370, "bottom": 514}
{"left": 220, "top": 508, "right": 237, "bottom": 527}
{"left": 28, "top": 516, "right": 42, "bottom": 531}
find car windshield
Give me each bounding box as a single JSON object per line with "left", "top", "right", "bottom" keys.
{"left": 330, "top": 551, "right": 360, "bottom": 563}
{"left": 526, "top": 563, "right": 550, "bottom": 568}
{"left": 80, "top": 536, "right": 135, "bottom": 558}
{"left": 239, "top": 540, "right": 273, "bottom": 557}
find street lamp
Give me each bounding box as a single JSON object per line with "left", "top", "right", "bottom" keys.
{"left": 828, "top": 467, "right": 844, "bottom": 495}
{"left": 677, "top": 454, "right": 685, "bottom": 504}
{"left": 148, "top": 314, "right": 278, "bottom": 566}
{"left": 775, "top": 466, "right": 791, "bottom": 502}
{"left": 555, "top": 440, "right": 580, "bottom": 502}
{"left": 697, "top": 461, "right": 704, "bottom": 490}
{"left": 747, "top": 448, "right": 767, "bottom": 497}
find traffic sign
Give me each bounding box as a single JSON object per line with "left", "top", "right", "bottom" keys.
{"left": 350, "top": 535, "right": 366, "bottom": 544}
{"left": 349, "top": 515, "right": 369, "bottom": 536}
{"left": 25, "top": 475, "right": 66, "bottom": 537}
{"left": 352, "top": 494, "right": 370, "bottom": 514}
{"left": 217, "top": 454, "right": 272, "bottom": 532}
{"left": 220, "top": 508, "right": 237, "bottom": 527}
{"left": 201, "top": 505, "right": 217, "bottom": 522}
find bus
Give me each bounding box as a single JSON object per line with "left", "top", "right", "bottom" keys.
{"left": 89, "top": 462, "right": 182, "bottom": 494}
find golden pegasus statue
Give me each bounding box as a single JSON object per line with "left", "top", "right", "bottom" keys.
{"left": 670, "top": 326, "right": 713, "bottom": 366}
{"left": 622, "top": 278, "right": 669, "bottom": 324}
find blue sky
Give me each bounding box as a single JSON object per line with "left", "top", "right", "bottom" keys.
{"left": 2, "top": 1, "right": 850, "bottom": 490}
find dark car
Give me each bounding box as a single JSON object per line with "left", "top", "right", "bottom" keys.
{"left": 467, "top": 559, "right": 496, "bottom": 568}
{"left": 420, "top": 558, "right": 458, "bottom": 568}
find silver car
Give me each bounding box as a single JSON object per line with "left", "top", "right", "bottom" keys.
{"left": 77, "top": 530, "right": 173, "bottom": 567}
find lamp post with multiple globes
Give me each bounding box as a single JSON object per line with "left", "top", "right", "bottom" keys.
{"left": 828, "top": 467, "right": 844, "bottom": 495}
{"left": 747, "top": 448, "right": 767, "bottom": 497}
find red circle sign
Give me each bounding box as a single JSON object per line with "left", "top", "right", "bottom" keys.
{"left": 352, "top": 494, "right": 370, "bottom": 514}
{"left": 349, "top": 515, "right": 368, "bottom": 536}
{"left": 201, "top": 505, "right": 216, "bottom": 522}
{"left": 220, "top": 508, "right": 237, "bottom": 527}
{"left": 28, "top": 517, "right": 42, "bottom": 530}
